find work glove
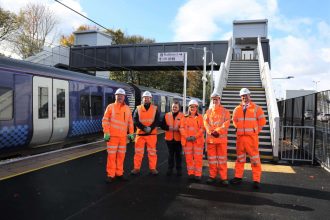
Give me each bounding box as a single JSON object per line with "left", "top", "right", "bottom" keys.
{"left": 186, "top": 136, "right": 196, "bottom": 142}
{"left": 104, "top": 133, "right": 110, "bottom": 142}
{"left": 211, "top": 131, "right": 220, "bottom": 138}
{"left": 143, "top": 126, "right": 151, "bottom": 133}
{"left": 128, "top": 134, "right": 135, "bottom": 142}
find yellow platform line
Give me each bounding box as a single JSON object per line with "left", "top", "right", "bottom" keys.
{"left": 203, "top": 160, "right": 295, "bottom": 173}
{"left": 0, "top": 147, "right": 105, "bottom": 181}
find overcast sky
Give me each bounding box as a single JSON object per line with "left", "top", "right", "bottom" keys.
{"left": 1, "top": 0, "right": 329, "bottom": 98}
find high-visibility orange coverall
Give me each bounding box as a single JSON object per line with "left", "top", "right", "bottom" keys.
{"left": 232, "top": 101, "right": 266, "bottom": 182}
{"left": 133, "top": 104, "right": 159, "bottom": 170}
{"left": 180, "top": 114, "right": 205, "bottom": 177}
{"left": 204, "top": 105, "right": 230, "bottom": 180}
{"left": 102, "top": 102, "right": 134, "bottom": 178}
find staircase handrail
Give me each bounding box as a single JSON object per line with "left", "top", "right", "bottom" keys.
{"left": 257, "top": 36, "right": 279, "bottom": 159}
{"left": 215, "top": 37, "right": 233, "bottom": 97}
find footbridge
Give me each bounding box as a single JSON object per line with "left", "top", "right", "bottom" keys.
{"left": 69, "top": 40, "right": 270, "bottom": 71}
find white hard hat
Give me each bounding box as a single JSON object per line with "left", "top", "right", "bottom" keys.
{"left": 239, "top": 88, "right": 251, "bottom": 96}
{"left": 211, "top": 92, "right": 221, "bottom": 98}
{"left": 188, "top": 99, "right": 199, "bottom": 106}
{"left": 115, "top": 88, "right": 126, "bottom": 95}
{"left": 142, "top": 91, "right": 152, "bottom": 97}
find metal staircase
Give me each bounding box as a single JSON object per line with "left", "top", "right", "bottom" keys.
{"left": 221, "top": 60, "right": 273, "bottom": 159}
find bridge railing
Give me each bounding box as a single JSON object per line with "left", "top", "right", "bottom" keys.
{"left": 257, "top": 36, "right": 280, "bottom": 159}
{"left": 214, "top": 37, "right": 233, "bottom": 97}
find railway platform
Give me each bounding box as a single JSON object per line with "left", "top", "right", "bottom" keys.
{"left": 0, "top": 133, "right": 329, "bottom": 220}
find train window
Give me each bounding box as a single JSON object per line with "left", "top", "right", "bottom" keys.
{"left": 38, "top": 87, "right": 48, "bottom": 119}
{"left": 0, "top": 87, "right": 13, "bottom": 120}
{"left": 161, "top": 96, "right": 166, "bottom": 113}
{"left": 91, "top": 95, "right": 103, "bottom": 116}
{"left": 80, "top": 95, "right": 90, "bottom": 116}
{"left": 57, "top": 89, "right": 65, "bottom": 118}
{"left": 106, "top": 94, "right": 115, "bottom": 106}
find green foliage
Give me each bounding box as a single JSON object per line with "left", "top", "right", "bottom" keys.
{"left": 60, "top": 25, "right": 96, "bottom": 47}
{"left": 0, "top": 7, "right": 19, "bottom": 41}
{"left": 14, "top": 3, "right": 57, "bottom": 58}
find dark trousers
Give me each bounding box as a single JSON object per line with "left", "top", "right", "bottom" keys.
{"left": 166, "top": 141, "right": 182, "bottom": 171}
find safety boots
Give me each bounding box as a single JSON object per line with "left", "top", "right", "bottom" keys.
{"left": 130, "top": 169, "right": 141, "bottom": 175}
{"left": 229, "top": 177, "right": 243, "bottom": 185}
{"left": 150, "top": 169, "right": 159, "bottom": 175}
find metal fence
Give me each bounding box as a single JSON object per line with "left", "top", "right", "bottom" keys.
{"left": 280, "top": 126, "right": 314, "bottom": 163}
{"left": 278, "top": 90, "right": 330, "bottom": 170}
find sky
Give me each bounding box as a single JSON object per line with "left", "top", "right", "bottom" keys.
{"left": 0, "top": 0, "right": 329, "bottom": 98}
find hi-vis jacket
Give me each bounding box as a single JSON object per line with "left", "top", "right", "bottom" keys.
{"left": 102, "top": 102, "right": 134, "bottom": 137}
{"left": 135, "top": 104, "right": 158, "bottom": 135}
{"left": 179, "top": 114, "right": 204, "bottom": 146}
{"left": 164, "top": 112, "right": 184, "bottom": 141}
{"left": 204, "top": 105, "right": 230, "bottom": 144}
{"left": 232, "top": 101, "right": 266, "bottom": 136}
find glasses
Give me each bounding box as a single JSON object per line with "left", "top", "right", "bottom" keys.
{"left": 189, "top": 106, "right": 197, "bottom": 108}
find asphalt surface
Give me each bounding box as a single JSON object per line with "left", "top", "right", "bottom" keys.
{"left": 0, "top": 134, "right": 329, "bottom": 220}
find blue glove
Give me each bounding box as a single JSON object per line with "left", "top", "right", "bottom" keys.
{"left": 104, "top": 133, "right": 110, "bottom": 142}
{"left": 128, "top": 134, "right": 135, "bottom": 142}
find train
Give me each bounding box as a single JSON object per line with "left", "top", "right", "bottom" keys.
{"left": 0, "top": 56, "right": 202, "bottom": 153}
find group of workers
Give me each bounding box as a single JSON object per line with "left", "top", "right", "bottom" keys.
{"left": 102, "top": 87, "right": 266, "bottom": 189}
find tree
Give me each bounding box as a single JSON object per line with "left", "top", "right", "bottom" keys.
{"left": 14, "top": 3, "right": 57, "bottom": 58}
{"left": 60, "top": 25, "right": 95, "bottom": 47}
{"left": 0, "top": 7, "right": 19, "bottom": 41}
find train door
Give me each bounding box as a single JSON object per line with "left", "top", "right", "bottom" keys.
{"left": 30, "top": 76, "right": 52, "bottom": 145}
{"left": 50, "top": 79, "right": 69, "bottom": 142}
{"left": 30, "top": 77, "right": 69, "bottom": 146}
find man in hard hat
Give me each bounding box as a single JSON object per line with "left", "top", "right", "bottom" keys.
{"left": 131, "top": 91, "right": 160, "bottom": 175}
{"left": 102, "top": 88, "right": 135, "bottom": 183}
{"left": 231, "top": 88, "right": 266, "bottom": 189}
{"left": 179, "top": 99, "right": 205, "bottom": 181}
{"left": 160, "top": 101, "right": 184, "bottom": 176}
{"left": 203, "top": 92, "right": 230, "bottom": 185}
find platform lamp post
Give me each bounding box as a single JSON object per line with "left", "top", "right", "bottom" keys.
{"left": 188, "top": 46, "right": 209, "bottom": 114}
{"left": 208, "top": 52, "right": 217, "bottom": 95}
{"left": 272, "top": 76, "right": 294, "bottom": 79}
{"left": 313, "top": 80, "right": 320, "bottom": 91}
{"left": 272, "top": 76, "right": 294, "bottom": 99}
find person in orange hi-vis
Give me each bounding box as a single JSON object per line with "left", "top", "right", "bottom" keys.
{"left": 203, "top": 92, "right": 230, "bottom": 186}
{"left": 179, "top": 100, "right": 205, "bottom": 182}
{"left": 230, "top": 88, "right": 266, "bottom": 189}
{"left": 160, "top": 101, "right": 184, "bottom": 176}
{"left": 131, "top": 91, "right": 160, "bottom": 176}
{"left": 102, "top": 88, "right": 134, "bottom": 183}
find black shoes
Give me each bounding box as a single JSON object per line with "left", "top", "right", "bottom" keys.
{"left": 150, "top": 169, "right": 159, "bottom": 176}
{"left": 253, "top": 181, "right": 260, "bottom": 189}
{"left": 194, "top": 176, "right": 202, "bottom": 182}
{"left": 116, "top": 175, "right": 129, "bottom": 182}
{"left": 220, "top": 179, "right": 229, "bottom": 186}
{"left": 188, "top": 174, "right": 195, "bottom": 180}
{"left": 105, "top": 176, "right": 115, "bottom": 183}
{"left": 206, "top": 177, "right": 216, "bottom": 184}
{"left": 230, "top": 177, "right": 243, "bottom": 185}
{"left": 130, "top": 169, "right": 140, "bottom": 175}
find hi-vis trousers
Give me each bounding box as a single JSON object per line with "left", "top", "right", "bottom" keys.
{"left": 106, "top": 136, "right": 127, "bottom": 177}
{"left": 183, "top": 142, "right": 203, "bottom": 177}
{"left": 133, "top": 135, "right": 157, "bottom": 170}
{"left": 234, "top": 135, "right": 261, "bottom": 182}
{"left": 207, "top": 143, "right": 227, "bottom": 180}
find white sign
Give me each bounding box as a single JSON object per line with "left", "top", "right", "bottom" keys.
{"left": 158, "top": 52, "right": 186, "bottom": 62}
